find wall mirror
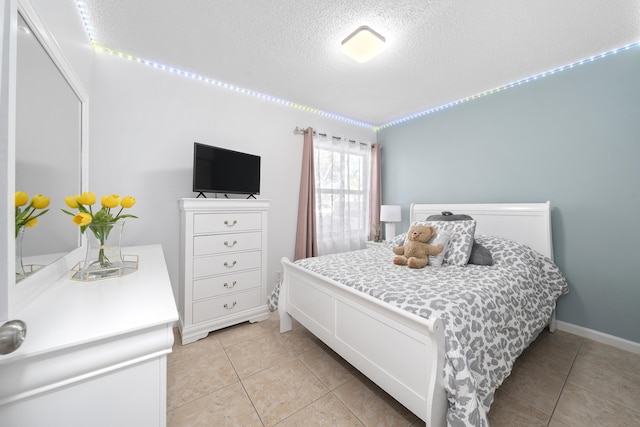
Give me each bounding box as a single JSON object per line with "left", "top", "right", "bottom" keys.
{"left": 15, "top": 11, "right": 81, "bottom": 280}
{"left": 8, "top": 0, "right": 88, "bottom": 314}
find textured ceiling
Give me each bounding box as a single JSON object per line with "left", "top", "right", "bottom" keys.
{"left": 83, "top": 0, "right": 640, "bottom": 127}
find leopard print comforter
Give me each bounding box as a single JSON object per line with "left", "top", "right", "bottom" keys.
{"left": 292, "top": 235, "right": 569, "bottom": 426}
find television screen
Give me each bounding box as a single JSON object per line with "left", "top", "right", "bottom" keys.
{"left": 193, "top": 143, "right": 261, "bottom": 196}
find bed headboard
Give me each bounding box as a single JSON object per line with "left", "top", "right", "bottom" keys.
{"left": 410, "top": 202, "right": 554, "bottom": 260}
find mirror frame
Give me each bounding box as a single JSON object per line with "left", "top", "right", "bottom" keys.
{"left": 3, "top": 0, "right": 88, "bottom": 317}
{"left": 1, "top": 0, "right": 15, "bottom": 322}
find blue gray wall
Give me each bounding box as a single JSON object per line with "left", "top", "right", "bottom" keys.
{"left": 378, "top": 46, "right": 640, "bottom": 343}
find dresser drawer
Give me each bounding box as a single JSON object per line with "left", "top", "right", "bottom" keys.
{"left": 194, "top": 212, "right": 261, "bottom": 234}
{"left": 193, "top": 232, "right": 261, "bottom": 256}
{"left": 192, "top": 288, "right": 262, "bottom": 323}
{"left": 193, "top": 251, "right": 261, "bottom": 278}
{"left": 193, "top": 270, "right": 261, "bottom": 300}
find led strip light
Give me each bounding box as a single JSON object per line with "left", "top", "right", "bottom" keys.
{"left": 93, "top": 42, "right": 373, "bottom": 128}
{"left": 374, "top": 41, "right": 640, "bottom": 131}
{"left": 74, "top": 1, "right": 372, "bottom": 129}
{"left": 75, "top": 1, "right": 639, "bottom": 132}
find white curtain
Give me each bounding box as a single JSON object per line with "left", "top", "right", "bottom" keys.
{"left": 314, "top": 134, "right": 371, "bottom": 255}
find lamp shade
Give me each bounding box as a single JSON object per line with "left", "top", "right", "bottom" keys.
{"left": 380, "top": 205, "right": 401, "bottom": 222}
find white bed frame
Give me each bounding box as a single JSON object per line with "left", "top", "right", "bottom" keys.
{"left": 279, "top": 202, "right": 554, "bottom": 426}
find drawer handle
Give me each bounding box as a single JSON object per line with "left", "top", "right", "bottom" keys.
{"left": 224, "top": 302, "right": 237, "bottom": 310}
{"left": 224, "top": 281, "right": 237, "bottom": 289}
{"left": 224, "top": 240, "right": 238, "bottom": 247}
{"left": 224, "top": 260, "right": 237, "bottom": 268}
{"left": 224, "top": 220, "right": 238, "bottom": 227}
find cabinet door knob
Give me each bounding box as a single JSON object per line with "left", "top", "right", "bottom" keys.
{"left": 224, "top": 220, "right": 238, "bottom": 227}
{"left": 224, "top": 302, "right": 237, "bottom": 310}
{"left": 0, "top": 320, "right": 27, "bottom": 355}
{"left": 224, "top": 281, "right": 237, "bottom": 289}
{"left": 224, "top": 240, "right": 238, "bottom": 247}
{"left": 224, "top": 260, "right": 237, "bottom": 268}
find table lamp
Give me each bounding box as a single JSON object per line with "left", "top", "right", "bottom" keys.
{"left": 380, "top": 205, "right": 401, "bottom": 241}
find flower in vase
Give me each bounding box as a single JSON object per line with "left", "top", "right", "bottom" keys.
{"left": 63, "top": 192, "right": 138, "bottom": 229}
{"left": 120, "top": 196, "right": 136, "bottom": 208}
{"left": 78, "top": 192, "right": 97, "bottom": 206}
{"left": 72, "top": 212, "right": 93, "bottom": 227}
{"left": 62, "top": 192, "right": 138, "bottom": 268}
{"left": 101, "top": 194, "right": 120, "bottom": 209}
{"left": 15, "top": 191, "right": 29, "bottom": 207}
{"left": 15, "top": 191, "right": 50, "bottom": 238}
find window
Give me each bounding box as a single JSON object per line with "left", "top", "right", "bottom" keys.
{"left": 314, "top": 136, "right": 371, "bottom": 255}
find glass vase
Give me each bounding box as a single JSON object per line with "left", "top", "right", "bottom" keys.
{"left": 15, "top": 227, "right": 26, "bottom": 279}
{"left": 80, "top": 220, "right": 125, "bottom": 279}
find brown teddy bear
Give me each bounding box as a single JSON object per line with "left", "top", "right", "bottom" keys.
{"left": 393, "top": 225, "right": 444, "bottom": 268}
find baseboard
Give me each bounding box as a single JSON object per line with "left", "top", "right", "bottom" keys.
{"left": 556, "top": 321, "right": 640, "bottom": 354}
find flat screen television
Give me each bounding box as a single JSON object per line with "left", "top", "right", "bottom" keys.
{"left": 193, "top": 142, "right": 261, "bottom": 197}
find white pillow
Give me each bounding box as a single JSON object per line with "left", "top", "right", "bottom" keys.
{"left": 427, "top": 230, "right": 451, "bottom": 267}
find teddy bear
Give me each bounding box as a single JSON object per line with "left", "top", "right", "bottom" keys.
{"left": 392, "top": 225, "right": 444, "bottom": 268}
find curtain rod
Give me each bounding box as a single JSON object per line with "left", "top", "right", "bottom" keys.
{"left": 293, "top": 126, "right": 370, "bottom": 147}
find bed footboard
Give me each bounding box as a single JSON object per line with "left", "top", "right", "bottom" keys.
{"left": 279, "top": 257, "right": 447, "bottom": 426}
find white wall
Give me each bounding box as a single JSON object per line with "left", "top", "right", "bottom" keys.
{"left": 25, "top": 0, "right": 376, "bottom": 302}
{"left": 86, "top": 54, "right": 374, "bottom": 301}
{"left": 30, "top": 0, "right": 93, "bottom": 88}
{"left": 23, "top": 0, "right": 375, "bottom": 304}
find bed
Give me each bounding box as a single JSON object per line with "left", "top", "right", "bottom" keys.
{"left": 278, "top": 202, "right": 568, "bottom": 426}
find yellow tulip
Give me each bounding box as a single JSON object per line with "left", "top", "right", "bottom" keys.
{"left": 25, "top": 217, "right": 38, "bottom": 228}
{"left": 65, "top": 195, "right": 81, "bottom": 208}
{"left": 30, "top": 194, "right": 50, "bottom": 209}
{"left": 120, "top": 196, "right": 136, "bottom": 208}
{"left": 72, "top": 212, "right": 92, "bottom": 227}
{"left": 15, "top": 191, "right": 29, "bottom": 207}
{"left": 78, "top": 191, "right": 96, "bottom": 205}
{"left": 101, "top": 194, "right": 120, "bottom": 209}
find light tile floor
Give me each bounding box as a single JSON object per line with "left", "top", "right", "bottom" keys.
{"left": 167, "top": 313, "right": 640, "bottom": 426}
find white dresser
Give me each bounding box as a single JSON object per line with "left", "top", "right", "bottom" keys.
{"left": 178, "top": 198, "right": 270, "bottom": 345}
{"left": 0, "top": 245, "right": 178, "bottom": 427}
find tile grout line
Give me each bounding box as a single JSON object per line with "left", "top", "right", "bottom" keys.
{"left": 220, "top": 327, "right": 273, "bottom": 427}
{"left": 167, "top": 332, "right": 243, "bottom": 415}
{"left": 554, "top": 338, "right": 640, "bottom": 420}
{"left": 267, "top": 341, "right": 342, "bottom": 425}
{"left": 222, "top": 316, "right": 325, "bottom": 426}
{"left": 293, "top": 351, "right": 367, "bottom": 426}
{"left": 329, "top": 376, "right": 370, "bottom": 427}
{"left": 487, "top": 332, "right": 582, "bottom": 425}
{"left": 270, "top": 356, "right": 334, "bottom": 426}
{"left": 545, "top": 337, "right": 584, "bottom": 427}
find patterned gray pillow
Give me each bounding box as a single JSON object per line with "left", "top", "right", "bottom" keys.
{"left": 426, "top": 212, "right": 493, "bottom": 265}
{"left": 413, "top": 220, "right": 476, "bottom": 266}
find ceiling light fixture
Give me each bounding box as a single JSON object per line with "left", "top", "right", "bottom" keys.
{"left": 341, "top": 25, "right": 385, "bottom": 63}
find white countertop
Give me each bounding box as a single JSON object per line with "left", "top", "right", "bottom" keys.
{"left": 1, "top": 244, "right": 178, "bottom": 363}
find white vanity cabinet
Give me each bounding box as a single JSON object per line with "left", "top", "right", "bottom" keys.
{"left": 0, "top": 245, "right": 178, "bottom": 427}
{"left": 178, "top": 198, "right": 270, "bottom": 345}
